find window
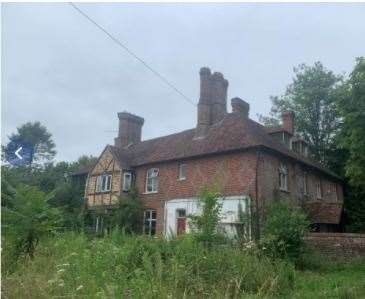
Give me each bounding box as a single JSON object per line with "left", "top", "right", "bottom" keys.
{"left": 303, "top": 172, "right": 308, "bottom": 195}
{"left": 96, "top": 174, "right": 112, "bottom": 192}
{"left": 144, "top": 210, "right": 156, "bottom": 235}
{"left": 146, "top": 168, "right": 159, "bottom": 193}
{"left": 123, "top": 171, "right": 132, "bottom": 192}
{"left": 316, "top": 181, "right": 322, "bottom": 199}
{"left": 331, "top": 183, "right": 338, "bottom": 201}
{"left": 178, "top": 163, "right": 186, "bottom": 180}
{"left": 279, "top": 164, "right": 288, "bottom": 191}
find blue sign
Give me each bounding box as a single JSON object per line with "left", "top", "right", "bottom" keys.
{"left": 5, "top": 140, "right": 34, "bottom": 166}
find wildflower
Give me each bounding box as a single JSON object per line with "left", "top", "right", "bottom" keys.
{"left": 76, "top": 285, "right": 83, "bottom": 291}
{"left": 57, "top": 269, "right": 65, "bottom": 273}
{"left": 70, "top": 252, "right": 78, "bottom": 256}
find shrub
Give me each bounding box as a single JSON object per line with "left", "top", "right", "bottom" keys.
{"left": 261, "top": 199, "right": 309, "bottom": 263}
{"left": 2, "top": 184, "right": 62, "bottom": 259}
{"left": 113, "top": 188, "right": 143, "bottom": 234}
{"left": 188, "top": 186, "right": 225, "bottom": 247}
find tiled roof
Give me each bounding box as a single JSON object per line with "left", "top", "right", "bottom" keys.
{"left": 109, "top": 113, "right": 341, "bottom": 180}
{"left": 305, "top": 201, "right": 343, "bottom": 224}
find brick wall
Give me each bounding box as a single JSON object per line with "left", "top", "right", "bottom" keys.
{"left": 305, "top": 233, "right": 365, "bottom": 257}
{"left": 135, "top": 150, "right": 258, "bottom": 234}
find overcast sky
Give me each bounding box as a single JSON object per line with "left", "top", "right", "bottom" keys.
{"left": 2, "top": 3, "right": 365, "bottom": 162}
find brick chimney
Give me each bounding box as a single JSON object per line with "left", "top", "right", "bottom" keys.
{"left": 282, "top": 111, "right": 295, "bottom": 134}
{"left": 196, "top": 67, "right": 228, "bottom": 137}
{"left": 231, "top": 97, "right": 250, "bottom": 118}
{"left": 114, "top": 112, "right": 144, "bottom": 148}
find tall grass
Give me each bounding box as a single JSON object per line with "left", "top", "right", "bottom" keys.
{"left": 3, "top": 231, "right": 295, "bottom": 298}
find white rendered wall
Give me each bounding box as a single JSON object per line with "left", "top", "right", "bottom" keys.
{"left": 164, "top": 196, "right": 250, "bottom": 239}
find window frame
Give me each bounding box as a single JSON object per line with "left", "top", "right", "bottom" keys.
{"left": 178, "top": 163, "right": 187, "bottom": 181}
{"left": 122, "top": 171, "right": 132, "bottom": 192}
{"left": 143, "top": 210, "right": 157, "bottom": 235}
{"left": 145, "top": 168, "right": 159, "bottom": 193}
{"left": 96, "top": 174, "right": 112, "bottom": 193}
{"left": 278, "top": 164, "right": 288, "bottom": 192}
{"left": 316, "top": 181, "right": 323, "bottom": 199}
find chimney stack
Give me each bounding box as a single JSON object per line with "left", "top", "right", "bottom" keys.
{"left": 114, "top": 112, "right": 144, "bottom": 148}
{"left": 231, "top": 97, "right": 250, "bottom": 118}
{"left": 282, "top": 111, "right": 295, "bottom": 134}
{"left": 196, "top": 67, "right": 228, "bottom": 138}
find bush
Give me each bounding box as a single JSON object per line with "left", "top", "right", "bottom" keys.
{"left": 261, "top": 199, "right": 309, "bottom": 263}
{"left": 188, "top": 186, "right": 225, "bottom": 247}
{"left": 2, "top": 185, "right": 62, "bottom": 259}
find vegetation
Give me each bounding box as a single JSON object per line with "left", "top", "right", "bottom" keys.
{"left": 260, "top": 200, "right": 309, "bottom": 263}
{"left": 189, "top": 187, "right": 225, "bottom": 247}
{"left": 2, "top": 185, "right": 62, "bottom": 259}
{"left": 259, "top": 57, "right": 365, "bottom": 233}
{"left": 7, "top": 121, "right": 56, "bottom": 165}
{"left": 2, "top": 232, "right": 365, "bottom": 299}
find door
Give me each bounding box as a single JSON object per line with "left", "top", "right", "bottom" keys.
{"left": 176, "top": 209, "right": 186, "bottom": 235}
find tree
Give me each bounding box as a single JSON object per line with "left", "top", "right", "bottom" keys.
{"left": 259, "top": 62, "right": 343, "bottom": 167}
{"left": 337, "top": 57, "right": 365, "bottom": 232}
{"left": 8, "top": 121, "right": 56, "bottom": 165}
{"left": 338, "top": 57, "right": 365, "bottom": 190}
{"left": 3, "top": 185, "right": 62, "bottom": 259}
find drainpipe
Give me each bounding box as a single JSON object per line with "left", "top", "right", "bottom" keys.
{"left": 254, "top": 149, "right": 262, "bottom": 240}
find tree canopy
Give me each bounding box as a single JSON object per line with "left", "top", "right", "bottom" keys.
{"left": 259, "top": 62, "right": 343, "bottom": 167}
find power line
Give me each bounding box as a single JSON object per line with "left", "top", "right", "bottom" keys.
{"left": 68, "top": 2, "right": 196, "bottom": 107}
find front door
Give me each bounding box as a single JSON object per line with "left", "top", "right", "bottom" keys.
{"left": 176, "top": 209, "right": 186, "bottom": 235}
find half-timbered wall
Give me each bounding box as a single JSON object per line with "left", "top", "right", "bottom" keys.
{"left": 85, "top": 147, "right": 122, "bottom": 207}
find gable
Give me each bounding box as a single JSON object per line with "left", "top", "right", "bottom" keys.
{"left": 90, "top": 146, "right": 121, "bottom": 176}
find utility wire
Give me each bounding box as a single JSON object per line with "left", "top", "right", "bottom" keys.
{"left": 69, "top": 2, "right": 196, "bottom": 107}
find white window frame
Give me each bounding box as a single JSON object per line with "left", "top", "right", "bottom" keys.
{"left": 122, "top": 171, "right": 132, "bottom": 192}
{"left": 316, "top": 181, "right": 322, "bottom": 199}
{"left": 279, "top": 164, "right": 288, "bottom": 191}
{"left": 144, "top": 210, "right": 157, "bottom": 235}
{"left": 145, "top": 168, "right": 159, "bottom": 193}
{"left": 178, "top": 163, "right": 186, "bottom": 180}
{"left": 96, "top": 174, "right": 112, "bottom": 193}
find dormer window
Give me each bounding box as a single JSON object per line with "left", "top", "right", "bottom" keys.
{"left": 279, "top": 164, "right": 288, "bottom": 191}
{"left": 96, "top": 174, "right": 112, "bottom": 193}
{"left": 123, "top": 171, "right": 132, "bottom": 192}
{"left": 146, "top": 168, "right": 159, "bottom": 193}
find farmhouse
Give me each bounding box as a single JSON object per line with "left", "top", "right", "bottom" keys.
{"left": 79, "top": 67, "right": 344, "bottom": 237}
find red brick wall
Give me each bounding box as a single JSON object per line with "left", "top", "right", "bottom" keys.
{"left": 257, "top": 150, "right": 343, "bottom": 206}
{"left": 134, "top": 150, "right": 258, "bottom": 234}
{"left": 305, "top": 233, "right": 365, "bottom": 257}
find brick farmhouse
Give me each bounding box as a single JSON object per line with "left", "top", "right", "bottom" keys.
{"left": 78, "top": 67, "right": 344, "bottom": 237}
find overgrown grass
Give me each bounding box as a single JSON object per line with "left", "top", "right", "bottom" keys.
{"left": 2, "top": 232, "right": 365, "bottom": 299}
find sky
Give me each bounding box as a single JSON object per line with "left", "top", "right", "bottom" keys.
{"left": 2, "top": 3, "right": 365, "bottom": 162}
